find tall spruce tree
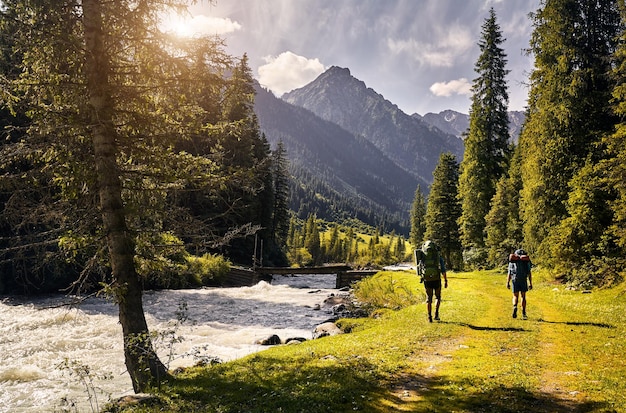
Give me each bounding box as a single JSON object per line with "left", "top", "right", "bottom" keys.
{"left": 218, "top": 54, "right": 275, "bottom": 264}
{"left": 425, "top": 153, "right": 462, "bottom": 269}
{"left": 458, "top": 8, "right": 511, "bottom": 252}
{"left": 271, "top": 140, "right": 291, "bottom": 249}
{"left": 409, "top": 185, "right": 427, "bottom": 248}
{"left": 520, "top": 0, "right": 621, "bottom": 260}
{"left": 303, "top": 214, "right": 322, "bottom": 265}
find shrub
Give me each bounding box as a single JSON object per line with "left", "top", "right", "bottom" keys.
{"left": 463, "top": 247, "right": 488, "bottom": 270}
{"left": 184, "top": 254, "right": 230, "bottom": 286}
{"left": 135, "top": 232, "right": 230, "bottom": 289}
{"left": 352, "top": 271, "right": 423, "bottom": 311}
{"left": 559, "top": 256, "right": 624, "bottom": 289}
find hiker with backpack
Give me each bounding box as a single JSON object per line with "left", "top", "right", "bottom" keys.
{"left": 507, "top": 249, "right": 533, "bottom": 320}
{"left": 414, "top": 240, "right": 448, "bottom": 323}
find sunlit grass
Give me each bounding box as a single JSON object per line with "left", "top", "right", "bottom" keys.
{"left": 106, "top": 270, "right": 626, "bottom": 412}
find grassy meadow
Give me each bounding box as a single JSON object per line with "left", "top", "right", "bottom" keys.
{"left": 107, "top": 269, "right": 626, "bottom": 413}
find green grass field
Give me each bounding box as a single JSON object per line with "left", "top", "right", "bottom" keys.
{"left": 107, "top": 270, "right": 626, "bottom": 413}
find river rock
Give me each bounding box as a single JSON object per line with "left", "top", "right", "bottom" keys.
{"left": 323, "top": 294, "right": 352, "bottom": 307}
{"left": 285, "top": 337, "right": 307, "bottom": 344}
{"left": 256, "top": 334, "right": 282, "bottom": 345}
{"left": 115, "top": 394, "right": 158, "bottom": 408}
{"left": 312, "top": 322, "right": 344, "bottom": 339}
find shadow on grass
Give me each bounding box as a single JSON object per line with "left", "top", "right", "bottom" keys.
{"left": 153, "top": 356, "right": 611, "bottom": 413}
{"left": 156, "top": 355, "right": 393, "bottom": 413}
{"left": 389, "top": 371, "right": 610, "bottom": 413}
{"left": 441, "top": 320, "right": 528, "bottom": 332}
{"left": 537, "top": 318, "right": 615, "bottom": 329}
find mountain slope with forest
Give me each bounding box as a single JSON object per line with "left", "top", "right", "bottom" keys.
{"left": 254, "top": 83, "right": 424, "bottom": 233}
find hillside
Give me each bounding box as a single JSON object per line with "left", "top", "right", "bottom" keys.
{"left": 254, "top": 83, "right": 424, "bottom": 233}
{"left": 282, "top": 66, "right": 464, "bottom": 184}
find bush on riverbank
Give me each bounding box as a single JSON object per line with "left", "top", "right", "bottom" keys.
{"left": 351, "top": 270, "right": 424, "bottom": 311}
{"left": 136, "top": 232, "right": 231, "bottom": 289}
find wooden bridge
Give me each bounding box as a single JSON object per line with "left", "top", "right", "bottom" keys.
{"left": 224, "top": 265, "right": 378, "bottom": 289}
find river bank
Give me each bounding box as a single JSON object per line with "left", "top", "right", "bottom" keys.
{"left": 0, "top": 274, "right": 340, "bottom": 412}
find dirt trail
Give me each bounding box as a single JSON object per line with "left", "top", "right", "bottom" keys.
{"left": 389, "top": 276, "right": 596, "bottom": 412}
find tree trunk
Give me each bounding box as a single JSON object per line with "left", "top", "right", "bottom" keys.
{"left": 82, "top": 0, "right": 168, "bottom": 392}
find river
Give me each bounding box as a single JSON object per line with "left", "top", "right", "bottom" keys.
{"left": 0, "top": 274, "right": 340, "bottom": 412}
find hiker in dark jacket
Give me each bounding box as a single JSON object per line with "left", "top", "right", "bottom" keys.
{"left": 415, "top": 240, "right": 448, "bottom": 323}
{"left": 507, "top": 249, "right": 533, "bottom": 320}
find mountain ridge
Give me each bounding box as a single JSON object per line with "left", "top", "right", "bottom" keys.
{"left": 254, "top": 83, "right": 421, "bottom": 233}
{"left": 282, "top": 66, "right": 465, "bottom": 183}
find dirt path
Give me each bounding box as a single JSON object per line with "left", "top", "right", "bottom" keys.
{"left": 388, "top": 274, "right": 605, "bottom": 412}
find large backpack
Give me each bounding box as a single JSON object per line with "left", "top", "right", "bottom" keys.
{"left": 509, "top": 250, "right": 531, "bottom": 281}
{"left": 419, "top": 240, "right": 441, "bottom": 281}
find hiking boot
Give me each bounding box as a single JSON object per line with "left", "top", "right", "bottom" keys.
{"left": 434, "top": 313, "right": 440, "bottom": 321}
{"left": 512, "top": 306, "right": 518, "bottom": 319}
{"left": 428, "top": 315, "right": 433, "bottom": 323}
{"left": 522, "top": 312, "right": 528, "bottom": 320}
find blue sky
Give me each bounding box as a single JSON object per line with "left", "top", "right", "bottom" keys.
{"left": 168, "top": 0, "right": 541, "bottom": 115}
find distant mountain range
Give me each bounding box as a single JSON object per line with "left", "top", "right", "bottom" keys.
{"left": 416, "top": 109, "right": 525, "bottom": 142}
{"left": 254, "top": 66, "right": 525, "bottom": 234}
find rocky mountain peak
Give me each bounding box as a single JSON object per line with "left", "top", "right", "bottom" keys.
{"left": 282, "top": 66, "right": 464, "bottom": 183}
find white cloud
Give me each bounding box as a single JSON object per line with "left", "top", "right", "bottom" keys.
{"left": 162, "top": 15, "right": 241, "bottom": 37}
{"left": 387, "top": 24, "right": 474, "bottom": 67}
{"left": 429, "top": 78, "right": 472, "bottom": 97}
{"left": 258, "top": 51, "right": 326, "bottom": 96}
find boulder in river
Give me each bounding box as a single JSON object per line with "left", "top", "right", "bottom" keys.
{"left": 256, "top": 334, "right": 282, "bottom": 345}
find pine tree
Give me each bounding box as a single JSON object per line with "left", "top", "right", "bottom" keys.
{"left": 485, "top": 146, "right": 523, "bottom": 266}
{"left": 458, "top": 7, "right": 511, "bottom": 251}
{"left": 520, "top": 0, "right": 621, "bottom": 260}
{"left": 394, "top": 235, "right": 406, "bottom": 262}
{"left": 303, "top": 214, "right": 321, "bottom": 265}
{"left": 271, "top": 140, "right": 291, "bottom": 247}
{"left": 327, "top": 224, "right": 341, "bottom": 262}
{"left": 409, "top": 185, "right": 427, "bottom": 248}
{"left": 425, "top": 153, "right": 462, "bottom": 269}
{"left": 216, "top": 54, "right": 275, "bottom": 264}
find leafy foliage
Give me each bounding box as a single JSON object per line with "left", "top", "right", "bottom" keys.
{"left": 520, "top": 0, "right": 621, "bottom": 262}
{"left": 485, "top": 147, "right": 524, "bottom": 267}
